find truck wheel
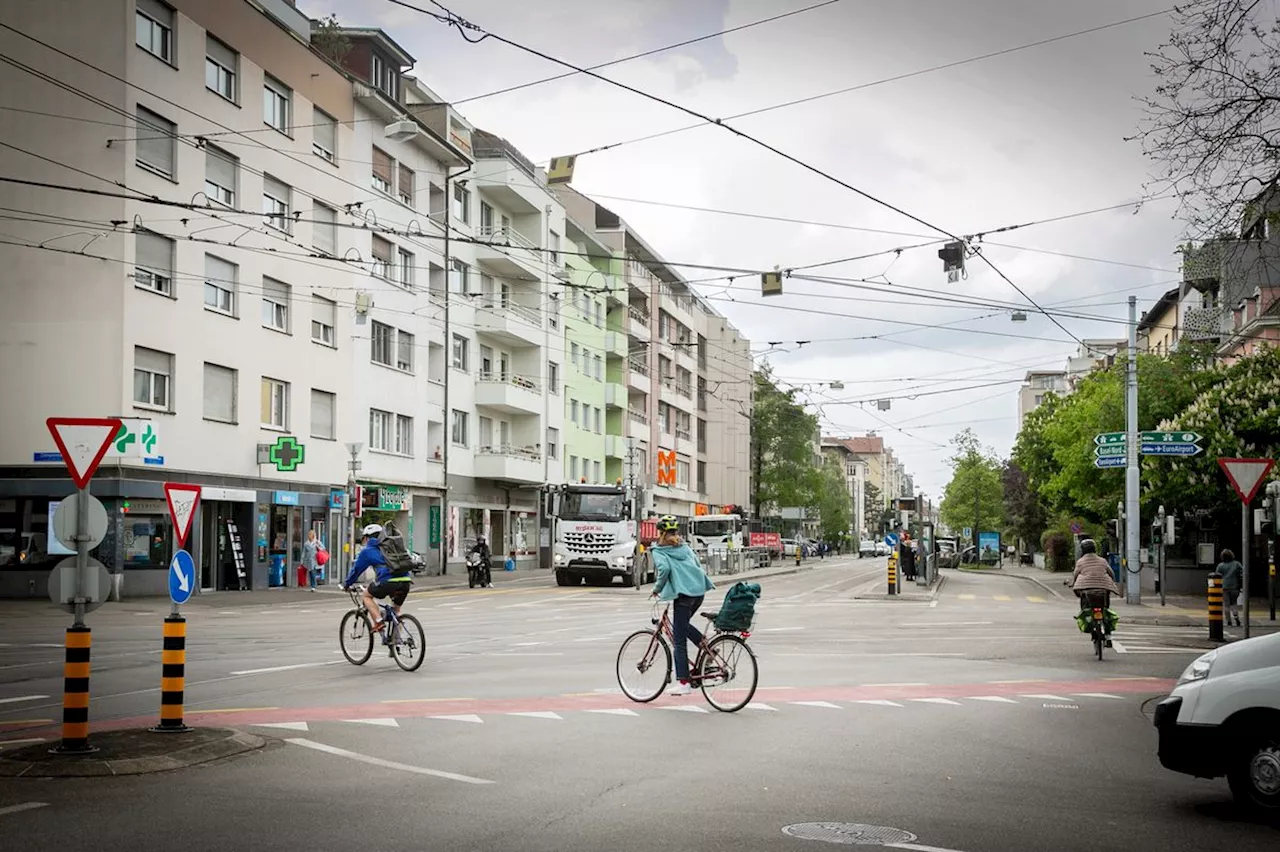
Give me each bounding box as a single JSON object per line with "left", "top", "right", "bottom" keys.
{"left": 623, "top": 566, "right": 638, "bottom": 588}
{"left": 555, "top": 571, "right": 575, "bottom": 587}
{"left": 1228, "top": 729, "right": 1280, "bottom": 812}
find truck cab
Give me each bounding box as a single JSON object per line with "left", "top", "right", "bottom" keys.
{"left": 689, "top": 514, "right": 743, "bottom": 555}
{"left": 548, "top": 484, "right": 643, "bottom": 587}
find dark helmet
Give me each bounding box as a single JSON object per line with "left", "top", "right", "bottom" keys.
{"left": 656, "top": 515, "right": 680, "bottom": 532}
{"left": 1079, "top": 538, "right": 1097, "bottom": 555}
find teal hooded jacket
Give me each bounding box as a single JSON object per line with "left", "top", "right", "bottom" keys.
{"left": 651, "top": 543, "right": 715, "bottom": 601}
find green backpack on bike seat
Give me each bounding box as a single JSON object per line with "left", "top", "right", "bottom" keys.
{"left": 714, "top": 582, "right": 761, "bottom": 632}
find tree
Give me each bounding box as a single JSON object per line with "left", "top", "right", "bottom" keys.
{"left": 814, "top": 455, "right": 853, "bottom": 544}
{"left": 1002, "top": 461, "right": 1047, "bottom": 553}
{"left": 751, "top": 366, "right": 820, "bottom": 516}
{"left": 312, "top": 14, "right": 353, "bottom": 64}
{"left": 863, "top": 480, "right": 882, "bottom": 539}
{"left": 1133, "top": 0, "right": 1280, "bottom": 238}
{"left": 939, "top": 429, "right": 1005, "bottom": 544}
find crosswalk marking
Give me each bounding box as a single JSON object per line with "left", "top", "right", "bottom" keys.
{"left": 1026, "top": 596, "right": 1045, "bottom": 603}
{"left": 661, "top": 705, "right": 709, "bottom": 714}
{"left": 429, "top": 714, "right": 484, "bottom": 724}
{"left": 993, "top": 595, "right": 1012, "bottom": 602}
{"left": 791, "top": 701, "right": 841, "bottom": 709}
{"left": 958, "top": 594, "right": 976, "bottom": 600}
{"left": 507, "top": 711, "right": 563, "bottom": 720}
{"left": 1071, "top": 693, "right": 1123, "bottom": 700}
{"left": 911, "top": 697, "right": 962, "bottom": 706}
{"left": 857, "top": 699, "right": 904, "bottom": 707}
{"left": 586, "top": 708, "right": 638, "bottom": 717}
{"left": 969, "top": 696, "right": 1019, "bottom": 704}
{"left": 1020, "top": 694, "right": 1071, "bottom": 701}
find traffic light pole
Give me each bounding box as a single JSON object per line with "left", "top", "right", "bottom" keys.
{"left": 1124, "top": 296, "right": 1141, "bottom": 605}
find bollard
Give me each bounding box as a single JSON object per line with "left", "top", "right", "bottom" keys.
{"left": 1207, "top": 572, "right": 1223, "bottom": 642}
{"left": 51, "top": 626, "right": 95, "bottom": 754}
{"left": 151, "top": 615, "right": 191, "bottom": 733}
{"left": 887, "top": 553, "right": 898, "bottom": 596}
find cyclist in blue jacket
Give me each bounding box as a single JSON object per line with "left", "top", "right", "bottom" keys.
{"left": 342, "top": 523, "right": 411, "bottom": 633}
{"left": 649, "top": 515, "right": 715, "bottom": 695}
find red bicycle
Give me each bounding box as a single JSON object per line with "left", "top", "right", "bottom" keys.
{"left": 615, "top": 600, "right": 759, "bottom": 712}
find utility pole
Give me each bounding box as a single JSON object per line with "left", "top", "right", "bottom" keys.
{"left": 440, "top": 164, "right": 471, "bottom": 576}
{"left": 1125, "top": 296, "right": 1141, "bottom": 604}
{"left": 344, "top": 442, "right": 362, "bottom": 580}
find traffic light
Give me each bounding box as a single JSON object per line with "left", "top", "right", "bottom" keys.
{"left": 1150, "top": 518, "right": 1162, "bottom": 545}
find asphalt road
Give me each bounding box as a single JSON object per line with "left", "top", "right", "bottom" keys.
{"left": 0, "top": 557, "right": 1275, "bottom": 851}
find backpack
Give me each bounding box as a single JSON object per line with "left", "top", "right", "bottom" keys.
{"left": 715, "top": 581, "right": 761, "bottom": 632}
{"left": 378, "top": 522, "right": 415, "bottom": 577}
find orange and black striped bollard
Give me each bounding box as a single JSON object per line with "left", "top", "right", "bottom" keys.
{"left": 887, "top": 553, "right": 898, "bottom": 596}
{"left": 152, "top": 615, "right": 191, "bottom": 733}
{"left": 51, "top": 625, "right": 95, "bottom": 754}
{"left": 1207, "top": 572, "right": 1224, "bottom": 642}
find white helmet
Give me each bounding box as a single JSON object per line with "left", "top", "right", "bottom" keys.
{"left": 361, "top": 523, "right": 384, "bottom": 538}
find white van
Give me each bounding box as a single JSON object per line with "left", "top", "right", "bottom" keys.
{"left": 1153, "top": 631, "right": 1280, "bottom": 811}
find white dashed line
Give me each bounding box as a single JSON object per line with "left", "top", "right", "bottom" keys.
{"left": 286, "top": 739, "right": 493, "bottom": 785}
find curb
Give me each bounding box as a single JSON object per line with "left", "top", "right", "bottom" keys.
{"left": 0, "top": 728, "right": 266, "bottom": 777}
{"left": 956, "top": 566, "right": 1067, "bottom": 600}
{"left": 850, "top": 572, "right": 945, "bottom": 602}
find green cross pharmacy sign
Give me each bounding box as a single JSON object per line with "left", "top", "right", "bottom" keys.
{"left": 267, "top": 436, "right": 305, "bottom": 472}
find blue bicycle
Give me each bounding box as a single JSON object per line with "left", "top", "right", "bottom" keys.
{"left": 340, "top": 585, "right": 426, "bottom": 672}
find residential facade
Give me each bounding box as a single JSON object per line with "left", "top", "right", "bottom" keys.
{"left": 560, "top": 217, "right": 613, "bottom": 485}
{"left": 821, "top": 439, "right": 869, "bottom": 539}
{"left": 1017, "top": 370, "right": 1069, "bottom": 429}
{"left": 1136, "top": 287, "right": 1181, "bottom": 356}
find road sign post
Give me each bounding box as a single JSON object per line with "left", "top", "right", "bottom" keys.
{"left": 1219, "top": 458, "right": 1275, "bottom": 640}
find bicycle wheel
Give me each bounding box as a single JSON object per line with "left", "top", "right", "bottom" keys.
{"left": 698, "top": 635, "right": 758, "bottom": 712}
{"left": 391, "top": 614, "right": 427, "bottom": 672}
{"left": 616, "top": 629, "right": 671, "bottom": 702}
{"left": 339, "top": 609, "right": 374, "bottom": 665}
{"left": 1094, "top": 628, "right": 1104, "bottom": 661}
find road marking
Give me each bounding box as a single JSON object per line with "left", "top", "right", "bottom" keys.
{"left": 968, "top": 696, "right": 1019, "bottom": 704}
{"left": 230, "top": 661, "right": 345, "bottom": 675}
{"left": 0, "top": 803, "right": 49, "bottom": 817}
{"left": 573, "top": 637, "right": 610, "bottom": 642}
{"left": 253, "top": 721, "right": 309, "bottom": 731}
{"left": 1020, "top": 694, "right": 1071, "bottom": 701}
{"left": 887, "top": 842, "right": 969, "bottom": 852}
{"left": 776, "top": 653, "right": 965, "bottom": 658}
{"left": 586, "top": 708, "right": 639, "bottom": 716}
{"left": 492, "top": 652, "right": 565, "bottom": 657}
{"left": 512, "top": 642, "right": 546, "bottom": 647}
{"left": 988, "top": 679, "right": 1047, "bottom": 684}
{"left": 1072, "top": 693, "right": 1124, "bottom": 700}
{"left": 286, "top": 739, "right": 494, "bottom": 785}
{"left": 791, "top": 701, "right": 842, "bottom": 709}
{"left": 507, "top": 711, "right": 563, "bottom": 720}
{"left": 957, "top": 594, "right": 976, "bottom": 600}
{"left": 857, "top": 699, "right": 904, "bottom": 707}
{"left": 344, "top": 718, "right": 400, "bottom": 727}
{"left": 661, "top": 705, "right": 709, "bottom": 713}
{"left": 429, "top": 714, "right": 484, "bottom": 724}
{"left": 993, "top": 595, "right": 1012, "bottom": 602}
{"left": 1104, "top": 676, "right": 1162, "bottom": 680}
{"left": 759, "top": 627, "right": 806, "bottom": 632}
{"left": 911, "top": 698, "right": 962, "bottom": 706}
{"left": 0, "top": 719, "right": 52, "bottom": 727}
{"left": 1025, "top": 596, "right": 1046, "bottom": 603}
{"left": 748, "top": 703, "right": 778, "bottom": 711}
{"left": 0, "top": 696, "right": 48, "bottom": 706}
{"left": 383, "top": 697, "right": 475, "bottom": 704}
{"left": 200, "top": 707, "right": 280, "bottom": 714}
{"left": 863, "top": 682, "right": 929, "bottom": 687}
{"left": 1110, "top": 641, "right": 1128, "bottom": 653}
{"left": 0, "top": 738, "right": 47, "bottom": 748}
{"left": 899, "top": 622, "right": 992, "bottom": 628}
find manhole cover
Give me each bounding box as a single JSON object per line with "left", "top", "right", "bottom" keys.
{"left": 782, "top": 822, "right": 918, "bottom": 845}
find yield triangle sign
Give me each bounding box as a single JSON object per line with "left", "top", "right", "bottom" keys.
{"left": 1218, "top": 458, "right": 1274, "bottom": 504}
{"left": 164, "top": 483, "right": 202, "bottom": 549}
{"left": 46, "top": 417, "right": 123, "bottom": 489}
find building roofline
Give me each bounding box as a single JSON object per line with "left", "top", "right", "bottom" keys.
{"left": 334, "top": 26, "right": 416, "bottom": 67}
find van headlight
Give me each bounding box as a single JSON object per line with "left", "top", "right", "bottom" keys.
{"left": 1178, "top": 649, "right": 1217, "bottom": 685}
{"left": 553, "top": 554, "right": 564, "bottom": 565}
{"left": 615, "top": 556, "right": 626, "bottom": 566}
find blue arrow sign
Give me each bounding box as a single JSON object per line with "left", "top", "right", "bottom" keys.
{"left": 1140, "top": 443, "right": 1203, "bottom": 457}
{"left": 884, "top": 533, "right": 899, "bottom": 548}
{"left": 169, "top": 549, "right": 195, "bottom": 605}
{"left": 1094, "top": 456, "right": 1127, "bottom": 469}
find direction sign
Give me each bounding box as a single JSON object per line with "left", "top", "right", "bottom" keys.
{"left": 1095, "top": 445, "right": 1126, "bottom": 458}
{"left": 1141, "top": 431, "right": 1202, "bottom": 444}
{"left": 1219, "top": 458, "right": 1275, "bottom": 504}
{"left": 169, "top": 549, "right": 195, "bottom": 605}
{"left": 1094, "top": 456, "right": 1126, "bottom": 469}
{"left": 962, "top": 527, "right": 972, "bottom": 538}
{"left": 48, "top": 557, "right": 111, "bottom": 614}
{"left": 46, "top": 417, "right": 123, "bottom": 489}
{"left": 1094, "top": 433, "right": 1126, "bottom": 446}
{"left": 51, "top": 491, "right": 108, "bottom": 552}
{"left": 164, "top": 483, "right": 202, "bottom": 549}
{"left": 884, "top": 533, "right": 899, "bottom": 548}
{"left": 1141, "top": 443, "right": 1203, "bottom": 457}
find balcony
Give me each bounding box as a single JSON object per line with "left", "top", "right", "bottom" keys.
{"left": 606, "top": 434, "right": 628, "bottom": 459}
{"left": 628, "top": 358, "right": 650, "bottom": 393}
{"left": 628, "top": 408, "right": 649, "bottom": 426}
{"left": 475, "top": 299, "right": 543, "bottom": 346}
{"left": 475, "top": 373, "right": 543, "bottom": 415}
{"left": 1184, "top": 305, "right": 1225, "bottom": 342}
{"left": 675, "top": 427, "right": 692, "bottom": 442}
{"left": 475, "top": 225, "right": 545, "bottom": 279}
{"left": 474, "top": 445, "right": 544, "bottom": 484}
{"left": 628, "top": 305, "right": 651, "bottom": 337}
{"left": 605, "top": 382, "right": 626, "bottom": 409}
{"left": 604, "top": 331, "right": 627, "bottom": 357}
{"left": 604, "top": 275, "right": 625, "bottom": 306}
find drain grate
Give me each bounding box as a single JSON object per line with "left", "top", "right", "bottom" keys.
{"left": 782, "top": 822, "right": 918, "bottom": 846}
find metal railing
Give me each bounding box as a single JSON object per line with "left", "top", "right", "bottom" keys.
{"left": 675, "top": 427, "right": 691, "bottom": 441}
{"left": 475, "top": 444, "right": 542, "bottom": 462}
{"left": 628, "top": 306, "right": 650, "bottom": 326}
{"left": 477, "top": 372, "right": 542, "bottom": 394}
{"left": 629, "top": 359, "right": 649, "bottom": 377}
{"left": 676, "top": 383, "right": 692, "bottom": 399}
{"left": 697, "top": 548, "right": 773, "bottom": 576}
{"left": 628, "top": 408, "right": 649, "bottom": 425}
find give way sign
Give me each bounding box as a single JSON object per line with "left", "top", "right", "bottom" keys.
{"left": 164, "top": 483, "right": 201, "bottom": 549}
{"left": 1218, "top": 458, "right": 1275, "bottom": 504}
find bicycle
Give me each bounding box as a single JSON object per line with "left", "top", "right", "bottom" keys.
{"left": 615, "top": 600, "right": 759, "bottom": 712}
{"left": 339, "top": 584, "right": 426, "bottom": 672}
{"left": 1079, "top": 589, "right": 1110, "bottom": 661}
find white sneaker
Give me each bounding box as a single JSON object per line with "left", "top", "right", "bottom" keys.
{"left": 670, "top": 682, "right": 692, "bottom": 696}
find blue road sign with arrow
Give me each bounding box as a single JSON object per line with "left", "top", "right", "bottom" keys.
{"left": 1094, "top": 456, "right": 1126, "bottom": 469}
{"left": 1140, "top": 443, "right": 1203, "bottom": 457}
{"left": 169, "top": 549, "right": 195, "bottom": 605}
{"left": 884, "top": 533, "right": 899, "bottom": 548}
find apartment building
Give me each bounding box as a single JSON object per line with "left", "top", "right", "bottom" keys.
{"left": 1017, "top": 370, "right": 1069, "bottom": 428}
{"left": 820, "top": 438, "right": 869, "bottom": 539}
{"left": 1136, "top": 287, "right": 1181, "bottom": 356}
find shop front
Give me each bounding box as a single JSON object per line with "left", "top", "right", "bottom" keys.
{"left": 262, "top": 490, "right": 330, "bottom": 588}
{"left": 445, "top": 483, "right": 539, "bottom": 569}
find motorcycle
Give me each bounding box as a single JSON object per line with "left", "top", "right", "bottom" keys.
{"left": 467, "top": 551, "right": 491, "bottom": 589}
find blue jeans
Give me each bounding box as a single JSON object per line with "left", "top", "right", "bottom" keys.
{"left": 672, "top": 594, "right": 705, "bottom": 682}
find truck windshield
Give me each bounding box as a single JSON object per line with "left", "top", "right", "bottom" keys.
{"left": 560, "top": 492, "right": 625, "bottom": 520}
{"left": 692, "top": 520, "right": 735, "bottom": 537}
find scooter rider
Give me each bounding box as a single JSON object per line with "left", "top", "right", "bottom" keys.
{"left": 469, "top": 534, "right": 494, "bottom": 588}
{"left": 1071, "top": 538, "right": 1120, "bottom": 647}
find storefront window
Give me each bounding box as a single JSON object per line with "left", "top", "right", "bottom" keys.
{"left": 123, "top": 515, "right": 173, "bottom": 567}
{"left": 461, "top": 508, "right": 484, "bottom": 550}
{"left": 513, "top": 514, "right": 530, "bottom": 554}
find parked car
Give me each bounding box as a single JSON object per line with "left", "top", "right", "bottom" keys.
{"left": 858, "top": 539, "right": 877, "bottom": 558}
{"left": 874, "top": 541, "right": 889, "bottom": 557}
{"left": 781, "top": 538, "right": 799, "bottom": 556}
{"left": 1153, "top": 631, "right": 1280, "bottom": 811}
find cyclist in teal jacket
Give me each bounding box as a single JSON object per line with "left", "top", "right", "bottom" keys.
{"left": 649, "top": 515, "right": 715, "bottom": 695}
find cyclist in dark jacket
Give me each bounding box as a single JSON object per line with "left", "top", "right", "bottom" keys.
{"left": 343, "top": 523, "right": 411, "bottom": 632}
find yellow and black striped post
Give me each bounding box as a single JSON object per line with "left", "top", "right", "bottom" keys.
{"left": 1207, "top": 572, "right": 1224, "bottom": 642}
{"left": 152, "top": 615, "right": 191, "bottom": 733}
{"left": 887, "top": 551, "right": 898, "bottom": 595}
{"left": 50, "top": 626, "right": 95, "bottom": 754}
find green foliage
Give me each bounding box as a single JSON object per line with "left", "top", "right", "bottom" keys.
{"left": 814, "top": 455, "right": 852, "bottom": 542}
{"left": 312, "top": 14, "right": 352, "bottom": 64}
{"left": 1002, "top": 461, "right": 1046, "bottom": 551}
{"left": 863, "top": 481, "right": 882, "bottom": 537}
{"left": 940, "top": 429, "right": 1005, "bottom": 539}
{"left": 752, "top": 367, "right": 821, "bottom": 515}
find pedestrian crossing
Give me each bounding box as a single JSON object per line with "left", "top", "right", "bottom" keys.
{"left": 954, "top": 594, "right": 1049, "bottom": 603}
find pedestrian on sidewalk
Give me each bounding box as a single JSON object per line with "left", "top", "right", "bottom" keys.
{"left": 302, "top": 529, "right": 320, "bottom": 592}
{"left": 900, "top": 534, "right": 917, "bottom": 581}
{"left": 649, "top": 515, "right": 715, "bottom": 696}
{"left": 1216, "top": 549, "right": 1243, "bottom": 627}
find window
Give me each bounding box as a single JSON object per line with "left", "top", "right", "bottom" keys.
{"left": 135, "top": 0, "right": 173, "bottom": 63}
{"left": 204, "top": 145, "right": 237, "bottom": 206}
{"left": 371, "top": 235, "right": 392, "bottom": 279}
{"left": 548, "top": 361, "right": 559, "bottom": 395}
{"left": 547, "top": 427, "right": 559, "bottom": 460}
{"left": 134, "top": 230, "right": 173, "bottom": 295}
{"left": 311, "top": 389, "right": 335, "bottom": 439}
{"left": 480, "top": 201, "right": 494, "bottom": 233}
{"left": 594, "top": 407, "right": 603, "bottom": 434}
{"left": 479, "top": 345, "right": 494, "bottom": 377}
{"left": 372, "top": 53, "right": 398, "bottom": 99}
{"left": 312, "top": 203, "right": 336, "bottom": 255}
{"left": 398, "top": 163, "right": 415, "bottom": 206}
{"left": 570, "top": 342, "right": 580, "bottom": 368}
{"left": 135, "top": 106, "right": 175, "bottom": 178}
{"left": 659, "top": 403, "right": 671, "bottom": 434}
{"left": 396, "top": 329, "right": 415, "bottom": 372}
{"left": 313, "top": 108, "right": 337, "bottom": 163}
{"left": 263, "top": 75, "right": 291, "bottom": 133}
{"left": 593, "top": 460, "right": 602, "bottom": 482}
{"left": 478, "top": 416, "right": 493, "bottom": 447}
{"left": 203, "top": 254, "right": 236, "bottom": 315}
{"left": 372, "top": 147, "right": 393, "bottom": 194}
{"left": 569, "top": 399, "right": 579, "bottom": 425}
{"left": 595, "top": 301, "right": 604, "bottom": 327}
{"left": 203, "top": 362, "right": 236, "bottom": 423}
{"left": 594, "top": 355, "right": 603, "bottom": 381}
{"left": 205, "top": 36, "right": 237, "bottom": 101}
{"left": 395, "top": 414, "right": 413, "bottom": 455}
{"left": 677, "top": 459, "right": 691, "bottom": 488}
{"left": 371, "top": 321, "right": 393, "bottom": 367}
{"left": 451, "top": 333, "right": 469, "bottom": 371}
{"left": 451, "top": 409, "right": 469, "bottom": 446}
{"left": 263, "top": 174, "right": 291, "bottom": 232}
{"left": 261, "top": 377, "right": 289, "bottom": 428}
{"left": 133, "top": 347, "right": 171, "bottom": 410}
{"left": 549, "top": 231, "right": 560, "bottom": 266}
{"left": 570, "top": 456, "right": 579, "bottom": 480}
{"left": 370, "top": 408, "right": 392, "bottom": 451}
{"left": 449, "top": 258, "right": 468, "bottom": 294}
{"left": 452, "top": 183, "right": 470, "bottom": 223}
{"left": 311, "top": 295, "right": 335, "bottom": 346}
{"left": 261, "top": 277, "right": 290, "bottom": 332}
{"left": 397, "top": 248, "right": 415, "bottom": 289}
{"left": 697, "top": 460, "right": 706, "bottom": 493}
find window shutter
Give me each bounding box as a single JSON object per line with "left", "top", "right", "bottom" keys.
{"left": 204, "top": 363, "right": 235, "bottom": 421}
{"left": 206, "top": 36, "right": 236, "bottom": 70}
{"left": 312, "top": 204, "right": 336, "bottom": 254}
{"left": 138, "top": 0, "right": 172, "bottom": 24}
{"left": 207, "top": 146, "right": 236, "bottom": 189}
{"left": 135, "top": 346, "right": 169, "bottom": 373}
{"left": 136, "top": 231, "right": 171, "bottom": 273}
{"left": 263, "top": 277, "right": 289, "bottom": 304}
{"left": 263, "top": 175, "right": 289, "bottom": 204}
{"left": 136, "top": 107, "right": 174, "bottom": 174}
{"left": 371, "top": 235, "right": 392, "bottom": 262}
{"left": 313, "top": 295, "right": 336, "bottom": 328}
{"left": 313, "top": 109, "right": 336, "bottom": 152}
{"left": 398, "top": 164, "right": 414, "bottom": 198}
{"left": 311, "top": 390, "right": 334, "bottom": 438}
{"left": 372, "top": 147, "right": 393, "bottom": 185}
{"left": 205, "top": 254, "right": 235, "bottom": 286}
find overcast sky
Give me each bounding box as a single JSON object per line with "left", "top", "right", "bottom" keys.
{"left": 311, "top": 0, "right": 1184, "bottom": 499}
